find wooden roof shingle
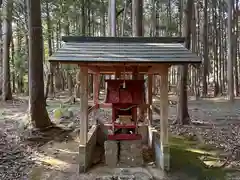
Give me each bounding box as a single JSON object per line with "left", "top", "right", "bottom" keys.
{"left": 48, "top": 36, "right": 201, "bottom": 64}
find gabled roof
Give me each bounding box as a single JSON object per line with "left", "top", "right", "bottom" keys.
{"left": 48, "top": 36, "right": 201, "bottom": 64}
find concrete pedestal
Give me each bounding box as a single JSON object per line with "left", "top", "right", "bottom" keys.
{"left": 104, "top": 140, "right": 118, "bottom": 167}
{"left": 119, "top": 140, "right": 143, "bottom": 167}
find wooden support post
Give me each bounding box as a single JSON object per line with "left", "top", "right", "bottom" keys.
{"left": 115, "top": 70, "right": 121, "bottom": 79}
{"left": 148, "top": 75, "right": 153, "bottom": 125}
{"left": 80, "top": 67, "right": 88, "bottom": 145}
{"left": 159, "top": 68, "right": 169, "bottom": 171}
{"left": 104, "top": 75, "right": 108, "bottom": 102}
{"left": 93, "top": 73, "right": 100, "bottom": 124}
{"left": 132, "top": 66, "right": 138, "bottom": 80}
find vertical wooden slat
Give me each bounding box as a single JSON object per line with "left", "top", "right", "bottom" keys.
{"left": 80, "top": 67, "right": 88, "bottom": 145}
{"left": 148, "top": 74, "right": 153, "bottom": 125}
{"left": 160, "top": 68, "right": 169, "bottom": 171}
{"left": 93, "top": 73, "right": 100, "bottom": 124}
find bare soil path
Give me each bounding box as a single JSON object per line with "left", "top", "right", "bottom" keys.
{"left": 0, "top": 95, "right": 240, "bottom": 179}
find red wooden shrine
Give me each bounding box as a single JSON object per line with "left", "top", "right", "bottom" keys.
{"left": 105, "top": 79, "right": 145, "bottom": 140}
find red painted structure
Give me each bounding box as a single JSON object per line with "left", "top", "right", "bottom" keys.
{"left": 105, "top": 80, "right": 145, "bottom": 140}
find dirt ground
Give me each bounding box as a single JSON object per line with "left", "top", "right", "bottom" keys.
{"left": 0, "top": 94, "right": 240, "bottom": 179}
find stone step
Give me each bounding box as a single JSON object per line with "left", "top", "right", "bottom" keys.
{"left": 96, "top": 174, "right": 152, "bottom": 180}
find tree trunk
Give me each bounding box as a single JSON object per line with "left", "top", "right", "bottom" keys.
{"left": 11, "top": 38, "right": 15, "bottom": 93}
{"left": 234, "top": 0, "right": 239, "bottom": 96}
{"left": 75, "top": 71, "right": 81, "bottom": 98}
{"left": 24, "top": 0, "right": 29, "bottom": 95}
{"left": 227, "top": 0, "right": 234, "bottom": 101}
{"left": 2, "top": 0, "right": 13, "bottom": 101}
{"left": 46, "top": 0, "right": 54, "bottom": 97}
{"left": 81, "top": 0, "right": 86, "bottom": 35}
{"left": 202, "top": 0, "right": 208, "bottom": 97}
{"left": 176, "top": 0, "right": 193, "bottom": 125}
{"left": 28, "top": 0, "right": 52, "bottom": 129}
{"left": 0, "top": 0, "right": 2, "bottom": 95}
{"left": 67, "top": 72, "right": 73, "bottom": 97}
{"left": 132, "top": 0, "right": 145, "bottom": 117}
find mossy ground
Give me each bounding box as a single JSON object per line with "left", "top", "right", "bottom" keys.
{"left": 168, "top": 135, "right": 237, "bottom": 180}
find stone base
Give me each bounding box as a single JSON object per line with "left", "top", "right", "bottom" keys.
{"left": 152, "top": 130, "right": 170, "bottom": 171}
{"left": 96, "top": 175, "right": 151, "bottom": 180}
{"left": 119, "top": 140, "right": 143, "bottom": 167}
{"left": 79, "top": 125, "right": 98, "bottom": 173}
{"left": 104, "top": 140, "right": 118, "bottom": 167}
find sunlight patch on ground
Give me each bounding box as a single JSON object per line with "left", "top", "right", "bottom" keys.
{"left": 56, "top": 148, "right": 78, "bottom": 154}
{"left": 200, "top": 155, "right": 223, "bottom": 167}
{"left": 186, "top": 148, "right": 217, "bottom": 156}
{"left": 203, "top": 160, "right": 223, "bottom": 167}
{"left": 34, "top": 154, "right": 72, "bottom": 169}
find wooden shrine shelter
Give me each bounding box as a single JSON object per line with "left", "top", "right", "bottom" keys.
{"left": 48, "top": 36, "right": 201, "bottom": 172}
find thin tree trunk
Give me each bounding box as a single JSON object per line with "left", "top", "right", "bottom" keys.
{"left": 176, "top": 0, "right": 193, "bottom": 125}
{"left": 202, "top": 0, "right": 208, "bottom": 97}
{"left": 0, "top": 0, "right": 2, "bottom": 95}
{"left": 234, "top": 0, "right": 239, "bottom": 96}
{"left": 46, "top": 0, "right": 54, "bottom": 97}
{"left": 227, "top": 0, "right": 234, "bottom": 101}
{"left": 11, "top": 38, "right": 15, "bottom": 93}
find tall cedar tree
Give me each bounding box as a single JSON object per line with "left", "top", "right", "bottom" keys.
{"left": 28, "top": 0, "right": 52, "bottom": 128}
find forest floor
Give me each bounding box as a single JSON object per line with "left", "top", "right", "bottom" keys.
{"left": 0, "top": 92, "right": 240, "bottom": 179}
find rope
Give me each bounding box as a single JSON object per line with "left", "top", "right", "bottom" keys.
{"left": 114, "top": 105, "right": 137, "bottom": 111}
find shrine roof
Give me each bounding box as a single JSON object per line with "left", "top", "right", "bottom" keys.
{"left": 48, "top": 36, "right": 201, "bottom": 64}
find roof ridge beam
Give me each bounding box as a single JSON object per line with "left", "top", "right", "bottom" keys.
{"left": 62, "top": 36, "right": 185, "bottom": 44}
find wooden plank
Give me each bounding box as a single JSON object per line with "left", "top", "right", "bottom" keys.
{"left": 85, "top": 65, "right": 150, "bottom": 74}
{"left": 148, "top": 75, "right": 153, "bottom": 125}
{"left": 96, "top": 65, "right": 150, "bottom": 73}
{"left": 61, "top": 42, "right": 186, "bottom": 46}
{"left": 98, "top": 103, "right": 149, "bottom": 109}
{"left": 148, "top": 64, "right": 171, "bottom": 74}
{"left": 159, "top": 68, "right": 169, "bottom": 171}
{"left": 58, "top": 49, "right": 191, "bottom": 54}
{"left": 93, "top": 74, "right": 100, "bottom": 124}
{"left": 62, "top": 36, "right": 185, "bottom": 43}
{"left": 52, "top": 53, "right": 198, "bottom": 58}
{"left": 115, "top": 69, "right": 121, "bottom": 79}
{"left": 132, "top": 66, "right": 138, "bottom": 80}
{"left": 88, "top": 66, "right": 100, "bottom": 74}
{"left": 59, "top": 47, "right": 190, "bottom": 51}
{"left": 99, "top": 103, "right": 112, "bottom": 108}
{"left": 64, "top": 42, "right": 186, "bottom": 46}
{"left": 48, "top": 57, "right": 201, "bottom": 63}
{"left": 80, "top": 67, "right": 88, "bottom": 145}
{"left": 93, "top": 74, "right": 100, "bottom": 105}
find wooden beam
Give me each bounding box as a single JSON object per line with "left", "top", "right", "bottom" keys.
{"left": 132, "top": 66, "right": 138, "bottom": 80}
{"left": 98, "top": 65, "right": 150, "bottom": 74}
{"left": 77, "top": 64, "right": 100, "bottom": 74}
{"left": 93, "top": 74, "right": 100, "bottom": 105}
{"left": 159, "top": 67, "right": 169, "bottom": 171}
{"left": 98, "top": 103, "right": 112, "bottom": 108}
{"left": 148, "top": 75, "right": 153, "bottom": 125}
{"left": 49, "top": 61, "right": 176, "bottom": 67}
{"left": 62, "top": 36, "right": 186, "bottom": 43}
{"left": 88, "top": 104, "right": 98, "bottom": 114}
{"left": 80, "top": 67, "right": 88, "bottom": 145}
{"left": 148, "top": 64, "right": 171, "bottom": 74}
{"left": 88, "top": 66, "right": 100, "bottom": 74}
